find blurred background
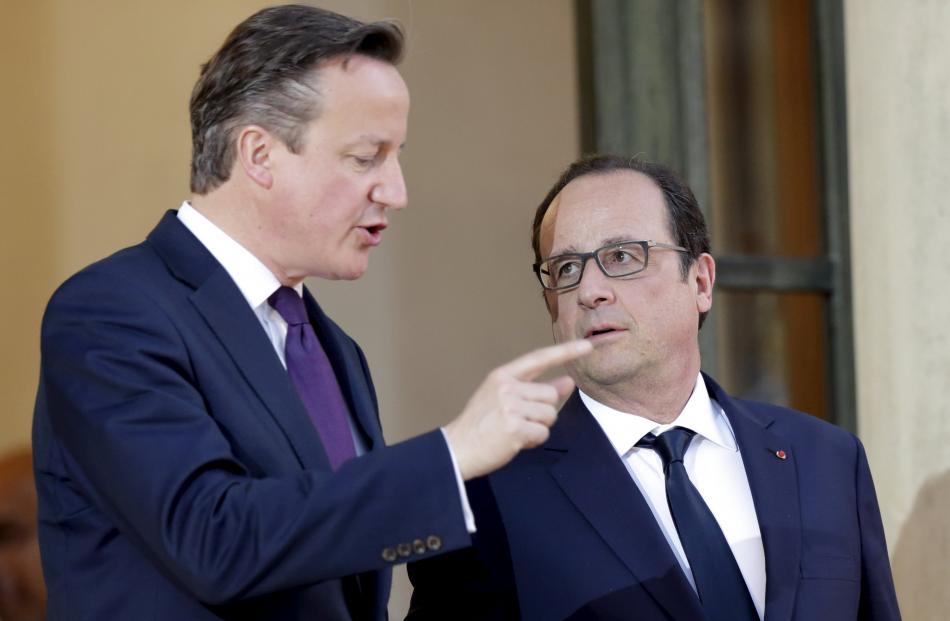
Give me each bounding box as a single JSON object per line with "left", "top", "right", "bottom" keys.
{"left": 1, "top": 1, "right": 948, "bottom": 619}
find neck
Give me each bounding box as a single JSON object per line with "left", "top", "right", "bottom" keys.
{"left": 578, "top": 352, "right": 701, "bottom": 424}
{"left": 190, "top": 187, "right": 302, "bottom": 287}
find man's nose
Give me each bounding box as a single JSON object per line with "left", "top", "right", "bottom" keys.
{"left": 370, "top": 158, "right": 408, "bottom": 210}
{"left": 576, "top": 259, "right": 616, "bottom": 309}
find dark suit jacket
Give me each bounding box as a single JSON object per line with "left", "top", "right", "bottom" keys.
{"left": 33, "top": 211, "right": 471, "bottom": 620}
{"left": 407, "top": 375, "right": 901, "bottom": 621}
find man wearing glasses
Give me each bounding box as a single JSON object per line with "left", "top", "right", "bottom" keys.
{"left": 407, "top": 155, "right": 901, "bottom": 620}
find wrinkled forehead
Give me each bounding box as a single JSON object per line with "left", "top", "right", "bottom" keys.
{"left": 538, "top": 170, "right": 669, "bottom": 258}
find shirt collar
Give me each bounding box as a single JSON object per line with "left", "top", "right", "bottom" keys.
{"left": 580, "top": 373, "right": 737, "bottom": 456}
{"left": 177, "top": 201, "right": 303, "bottom": 308}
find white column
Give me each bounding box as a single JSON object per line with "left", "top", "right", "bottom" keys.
{"left": 845, "top": 2, "right": 950, "bottom": 617}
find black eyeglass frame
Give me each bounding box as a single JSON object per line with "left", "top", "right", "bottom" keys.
{"left": 532, "top": 239, "right": 689, "bottom": 291}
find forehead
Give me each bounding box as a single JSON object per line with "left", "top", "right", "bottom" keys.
{"left": 308, "top": 55, "right": 409, "bottom": 135}
{"left": 539, "top": 170, "right": 670, "bottom": 255}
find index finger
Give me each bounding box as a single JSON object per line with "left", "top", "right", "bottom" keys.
{"left": 500, "top": 339, "right": 593, "bottom": 381}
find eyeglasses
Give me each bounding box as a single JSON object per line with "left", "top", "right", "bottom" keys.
{"left": 533, "top": 240, "right": 689, "bottom": 291}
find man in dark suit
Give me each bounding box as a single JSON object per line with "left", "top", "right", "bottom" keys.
{"left": 407, "top": 155, "right": 902, "bottom": 620}
{"left": 32, "top": 6, "right": 590, "bottom": 620}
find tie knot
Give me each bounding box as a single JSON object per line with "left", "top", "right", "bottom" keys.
{"left": 268, "top": 286, "right": 308, "bottom": 326}
{"left": 637, "top": 427, "right": 696, "bottom": 472}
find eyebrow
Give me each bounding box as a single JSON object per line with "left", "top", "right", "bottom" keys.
{"left": 345, "top": 135, "right": 406, "bottom": 150}
{"left": 548, "top": 235, "right": 639, "bottom": 257}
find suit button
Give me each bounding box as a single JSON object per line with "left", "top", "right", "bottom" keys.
{"left": 426, "top": 535, "right": 442, "bottom": 551}
{"left": 381, "top": 547, "right": 397, "bottom": 562}
{"left": 397, "top": 542, "right": 412, "bottom": 558}
{"left": 412, "top": 539, "right": 427, "bottom": 555}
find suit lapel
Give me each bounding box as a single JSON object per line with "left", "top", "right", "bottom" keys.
{"left": 706, "top": 375, "right": 802, "bottom": 621}
{"left": 546, "top": 393, "right": 704, "bottom": 620}
{"left": 147, "top": 212, "right": 331, "bottom": 471}
{"left": 303, "top": 288, "right": 382, "bottom": 450}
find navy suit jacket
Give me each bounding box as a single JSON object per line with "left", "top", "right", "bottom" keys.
{"left": 407, "top": 375, "right": 901, "bottom": 620}
{"left": 33, "top": 211, "right": 471, "bottom": 620}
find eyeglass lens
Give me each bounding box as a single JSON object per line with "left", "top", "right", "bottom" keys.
{"left": 541, "top": 242, "right": 648, "bottom": 289}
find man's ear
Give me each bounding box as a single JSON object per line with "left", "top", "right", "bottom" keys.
{"left": 694, "top": 253, "right": 716, "bottom": 314}
{"left": 235, "top": 125, "right": 275, "bottom": 189}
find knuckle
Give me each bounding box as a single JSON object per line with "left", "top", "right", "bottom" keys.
{"left": 505, "top": 397, "right": 523, "bottom": 415}
{"left": 502, "top": 411, "right": 519, "bottom": 435}
{"left": 524, "top": 425, "right": 550, "bottom": 448}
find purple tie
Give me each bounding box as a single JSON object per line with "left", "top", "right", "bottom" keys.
{"left": 268, "top": 286, "right": 356, "bottom": 470}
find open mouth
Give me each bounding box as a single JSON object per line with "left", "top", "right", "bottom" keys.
{"left": 586, "top": 326, "right": 625, "bottom": 338}
{"left": 357, "top": 223, "right": 388, "bottom": 246}
{"left": 362, "top": 223, "right": 387, "bottom": 236}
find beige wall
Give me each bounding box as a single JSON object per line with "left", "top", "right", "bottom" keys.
{"left": 2, "top": 1, "right": 579, "bottom": 616}
{"left": 845, "top": 2, "right": 950, "bottom": 618}
{"left": 2, "top": 3, "right": 55, "bottom": 455}
{"left": 317, "top": 2, "right": 580, "bottom": 614}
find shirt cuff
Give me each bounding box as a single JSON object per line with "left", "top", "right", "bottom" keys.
{"left": 439, "top": 427, "right": 476, "bottom": 534}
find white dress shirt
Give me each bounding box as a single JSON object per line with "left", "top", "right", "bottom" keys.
{"left": 177, "top": 202, "right": 475, "bottom": 531}
{"left": 580, "top": 374, "right": 766, "bottom": 619}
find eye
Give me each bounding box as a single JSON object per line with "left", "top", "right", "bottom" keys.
{"left": 603, "top": 247, "right": 643, "bottom": 269}
{"left": 350, "top": 153, "right": 380, "bottom": 169}
{"left": 608, "top": 250, "right": 631, "bottom": 264}
{"left": 555, "top": 260, "right": 581, "bottom": 280}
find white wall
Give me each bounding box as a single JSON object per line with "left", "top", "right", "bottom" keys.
{"left": 845, "top": 2, "right": 950, "bottom": 618}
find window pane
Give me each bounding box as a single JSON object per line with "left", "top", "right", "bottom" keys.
{"left": 712, "top": 291, "right": 829, "bottom": 420}
{"left": 704, "top": 0, "right": 823, "bottom": 257}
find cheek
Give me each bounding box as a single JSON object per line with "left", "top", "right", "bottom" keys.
{"left": 544, "top": 290, "right": 559, "bottom": 322}
{"left": 305, "top": 191, "right": 362, "bottom": 238}
{"left": 628, "top": 287, "right": 694, "bottom": 338}
{"left": 550, "top": 297, "right": 577, "bottom": 341}
{"left": 314, "top": 177, "right": 350, "bottom": 203}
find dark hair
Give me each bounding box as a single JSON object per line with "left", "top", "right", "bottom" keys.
{"left": 531, "top": 154, "right": 712, "bottom": 327}
{"left": 189, "top": 4, "right": 405, "bottom": 194}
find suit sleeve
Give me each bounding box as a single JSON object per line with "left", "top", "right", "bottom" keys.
{"left": 35, "top": 270, "right": 472, "bottom": 605}
{"left": 854, "top": 437, "right": 903, "bottom": 620}
{"left": 406, "top": 477, "right": 519, "bottom": 620}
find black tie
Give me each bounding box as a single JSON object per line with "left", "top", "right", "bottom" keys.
{"left": 637, "top": 427, "right": 758, "bottom": 621}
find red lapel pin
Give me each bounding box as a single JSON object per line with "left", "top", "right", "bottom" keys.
{"left": 774, "top": 449, "right": 787, "bottom": 460}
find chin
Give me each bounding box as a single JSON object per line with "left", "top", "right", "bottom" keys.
{"left": 320, "top": 256, "right": 370, "bottom": 281}
{"left": 587, "top": 367, "right": 639, "bottom": 388}
{"left": 579, "top": 355, "right": 642, "bottom": 387}
{"left": 335, "top": 266, "right": 368, "bottom": 281}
